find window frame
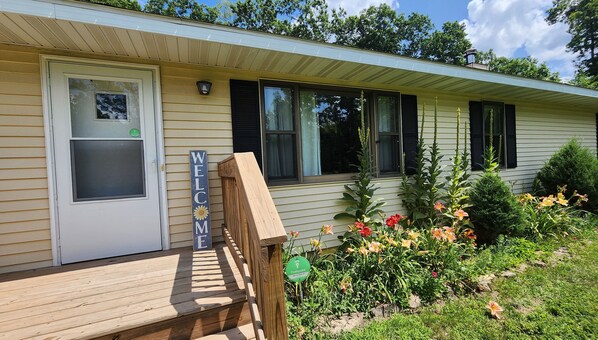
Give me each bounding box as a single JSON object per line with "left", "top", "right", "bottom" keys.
{"left": 259, "top": 80, "right": 402, "bottom": 185}
{"left": 481, "top": 101, "right": 508, "bottom": 167}
{"left": 373, "top": 92, "right": 403, "bottom": 176}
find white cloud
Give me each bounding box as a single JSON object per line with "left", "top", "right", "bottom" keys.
{"left": 326, "top": 0, "right": 399, "bottom": 15}
{"left": 461, "top": 0, "right": 576, "bottom": 79}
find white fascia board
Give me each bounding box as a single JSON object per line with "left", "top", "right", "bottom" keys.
{"left": 2, "top": 0, "right": 598, "bottom": 100}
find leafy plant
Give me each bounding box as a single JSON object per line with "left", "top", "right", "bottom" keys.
{"left": 445, "top": 107, "right": 471, "bottom": 215}
{"left": 533, "top": 138, "right": 598, "bottom": 213}
{"left": 468, "top": 109, "right": 524, "bottom": 243}
{"left": 400, "top": 98, "right": 445, "bottom": 227}
{"left": 335, "top": 91, "right": 385, "bottom": 222}
{"left": 518, "top": 188, "right": 590, "bottom": 240}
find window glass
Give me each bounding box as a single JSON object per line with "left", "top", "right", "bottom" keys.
{"left": 264, "top": 86, "right": 297, "bottom": 180}
{"left": 377, "top": 96, "right": 400, "bottom": 173}
{"left": 377, "top": 96, "right": 399, "bottom": 133}
{"left": 300, "top": 90, "right": 363, "bottom": 176}
{"left": 483, "top": 103, "right": 506, "bottom": 165}
{"left": 264, "top": 86, "right": 294, "bottom": 131}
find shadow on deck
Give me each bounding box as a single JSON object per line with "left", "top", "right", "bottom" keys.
{"left": 0, "top": 243, "right": 251, "bottom": 339}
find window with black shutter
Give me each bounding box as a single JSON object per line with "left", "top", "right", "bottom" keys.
{"left": 230, "top": 80, "right": 263, "bottom": 171}
{"left": 401, "top": 94, "right": 418, "bottom": 175}
{"left": 469, "top": 101, "right": 517, "bottom": 170}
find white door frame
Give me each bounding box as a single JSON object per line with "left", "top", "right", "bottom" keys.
{"left": 40, "top": 55, "right": 170, "bottom": 266}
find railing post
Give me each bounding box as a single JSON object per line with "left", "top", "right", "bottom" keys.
{"left": 218, "top": 153, "right": 288, "bottom": 340}
{"left": 260, "top": 244, "right": 288, "bottom": 340}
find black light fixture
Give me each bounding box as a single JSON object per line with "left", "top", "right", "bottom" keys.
{"left": 196, "top": 80, "right": 212, "bottom": 95}
{"left": 464, "top": 48, "right": 477, "bottom": 65}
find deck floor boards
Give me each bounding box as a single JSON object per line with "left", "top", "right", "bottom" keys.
{"left": 0, "top": 243, "right": 246, "bottom": 340}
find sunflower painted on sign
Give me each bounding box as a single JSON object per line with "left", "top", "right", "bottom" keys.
{"left": 193, "top": 205, "right": 209, "bottom": 221}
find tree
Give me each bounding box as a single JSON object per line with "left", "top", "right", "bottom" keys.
{"left": 421, "top": 21, "right": 471, "bottom": 65}
{"left": 83, "top": 0, "right": 141, "bottom": 11}
{"left": 477, "top": 50, "right": 561, "bottom": 82}
{"left": 144, "top": 0, "right": 219, "bottom": 23}
{"left": 547, "top": 0, "right": 598, "bottom": 80}
{"left": 331, "top": 4, "right": 405, "bottom": 54}
{"left": 400, "top": 13, "right": 434, "bottom": 58}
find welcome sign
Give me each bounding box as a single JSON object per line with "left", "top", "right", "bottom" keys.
{"left": 190, "top": 150, "right": 212, "bottom": 250}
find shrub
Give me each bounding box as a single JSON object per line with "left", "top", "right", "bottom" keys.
{"left": 534, "top": 139, "right": 598, "bottom": 212}
{"left": 468, "top": 172, "right": 524, "bottom": 243}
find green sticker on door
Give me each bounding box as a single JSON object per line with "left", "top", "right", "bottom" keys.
{"left": 129, "top": 128, "right": 140, "bottom": 137}
{"left": 285, "top": 256, "right": 311, "bottom": 282}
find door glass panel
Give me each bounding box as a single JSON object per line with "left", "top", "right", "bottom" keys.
{"left": 71, "top": 140, "right": 145, "bottom": 201}
{"left": 69, "top": 78, "right": 141, "bottom": 138}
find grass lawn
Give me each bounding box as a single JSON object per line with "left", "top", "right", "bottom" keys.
{"left": 337, "top": 228, "right": 598, "bottom": 339}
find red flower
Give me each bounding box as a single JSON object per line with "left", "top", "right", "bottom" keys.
{"left": 354, "top": 221, "right": 365, "bottom": 229}
{"left": 385, "top": 214, "right": 403, "bottom": 228}
{"left": 432, "top": 271, "right": 438, "bottom": 278}
{"left": 359, "top": 226, "right": 371, "bottom": 237}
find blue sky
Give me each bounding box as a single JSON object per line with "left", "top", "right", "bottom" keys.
{"left": 138, "top": 0, "right": 575, "bottom": 79}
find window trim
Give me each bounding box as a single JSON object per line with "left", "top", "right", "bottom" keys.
{"left": 259, "top": 80, "right": 402, "bottom": 185}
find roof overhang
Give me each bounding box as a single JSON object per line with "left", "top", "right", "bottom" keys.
{"left": 1, "top": 0, "right": 598, "bottom": 109}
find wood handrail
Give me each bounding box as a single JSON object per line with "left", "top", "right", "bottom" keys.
{"left": 218, "top": 152, "right": 288, "bottom": 340}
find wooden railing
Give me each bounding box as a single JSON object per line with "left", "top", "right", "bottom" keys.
{"left": 218, "top": 153, "right": 288, "bottom": 340}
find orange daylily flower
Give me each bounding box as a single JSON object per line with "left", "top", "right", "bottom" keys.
{"left": 539, "top": 196, "right": 555, "bottom": 207}
{"left": 431, "top": 228, "right": 443, "bottom": 240}
{"left": 434, "top": 201, "right": 445, "bottom": 212}
{"left": 486, "top": 300, "right": 504, "bottom": 319}
{"left": 369, "top": 241, "right": 383, "bottom": 253}
{"left": 454, "top": 209, "right": 469, "bottom": 221}
{"left": 290, "top": 230, "right": 300, "bottom": 238}
{"left": 408, "top": 230, "right": 420, "bottom": 240}
{"left": 346, "top": 247, "right": 355, "bottom": 253}
{"left": 557, "top": 193, "right": 568, "bottom": 206}
{"left": 359, "top": 246, "right": 369, "bottom": 256}
{"left": 321, "top": 224, "right": 334, "bottom": 235}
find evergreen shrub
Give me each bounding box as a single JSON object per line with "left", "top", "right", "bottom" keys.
{"left": 468, "top": 172, "right": 524, "bottom": 243}
{"left": 533, "top": 139, "right": 598, "bottom": 212}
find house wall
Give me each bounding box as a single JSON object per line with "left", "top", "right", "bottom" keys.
{"left": 0, "top": 43, "right": 595, "bottom": 273}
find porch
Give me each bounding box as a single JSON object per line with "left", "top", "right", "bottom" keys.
{"left": 0, "top": 244, "right": 253, "bottom": 339}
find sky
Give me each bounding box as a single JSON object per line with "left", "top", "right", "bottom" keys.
{"left": 138, "top": 0, "right": 576, "bottom": 80}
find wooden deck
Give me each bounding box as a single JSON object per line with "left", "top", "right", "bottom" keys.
{"left": 0, "top": 243, "right": 252, "bottom": 340}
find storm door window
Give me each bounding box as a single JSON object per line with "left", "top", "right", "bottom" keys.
{"left": 68, "top": 78, "right": 145, "bottom": 201}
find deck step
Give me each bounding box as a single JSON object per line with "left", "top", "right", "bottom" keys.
{"left": 197, "top": 323, "right": 256, "bottom": 339}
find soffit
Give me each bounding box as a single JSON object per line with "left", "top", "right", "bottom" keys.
{"left": 0, "top": 0, "right": 597, "bottom": 110}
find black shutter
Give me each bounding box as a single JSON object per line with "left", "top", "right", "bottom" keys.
{"left": 505, "top": 104, "right": 517, "bottom": 168}
{"left": 469, "top": 101, "right": 484, "bottom": 171}
{"left": 401, "top": 94, "right": 418, "bottom": 175}
{"left": 230, "top": 79, "right": 263, "bottom": 171}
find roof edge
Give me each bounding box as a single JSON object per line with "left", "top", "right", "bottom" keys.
{"left": 1, "top": 0, "right": 597, "bottom": 99}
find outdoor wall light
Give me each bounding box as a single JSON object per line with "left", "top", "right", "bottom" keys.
{"left": 196, "top": 80, "right": 212, "bottom": 95}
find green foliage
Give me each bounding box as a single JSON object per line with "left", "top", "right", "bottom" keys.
{"left": 83, "top": 0, "right": 141, "bottom": 10}
{"left": 534, "top": 139, "right": 598, "bottom": 212}
{"left": 476, "top": 50, "right": 561, "bottom": 82}
{"left": 468, "top": 172, "right": 524, "bottom": 243}
{"left": 424, "top": 98, "right": 445, "bottom": 223}
{"left": 421, "top": 21, "right": 472, "bottom": 65}
{"left": 144, "top": 0, "right": 219, "bottom": 22}
{"left": 400, "top": 103, "right": 429, "bottom": 226}
{"left": 547, "top": 0, "right": 598, "bottom": 80}
{"left": 340, "top": 228, "right": 598, "bottom": 340}
{"left": 335, "top": 91, "right": 385, "bottom": 222}
{"left": 468, "top": 109, "right": 523, "bottom": 243}
{"left": 446, "top": 108, "right": 471, "bottom": 214}
{"left": 518, "top": 190, "right": 590, "bottom": 240}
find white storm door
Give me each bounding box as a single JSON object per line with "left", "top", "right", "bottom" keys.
{"left": 49, "top": 62, "right": 162, "bottom": 264}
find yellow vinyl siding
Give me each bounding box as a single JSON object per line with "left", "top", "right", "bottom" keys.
{"left": 160, "top": 65, "right": 235, "bottom": 248}
{"left": 0, "top": 47, "right": 51, "bottom": 274}
{"left": 0, "top": 43, "right": 596, "bottom": 273}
